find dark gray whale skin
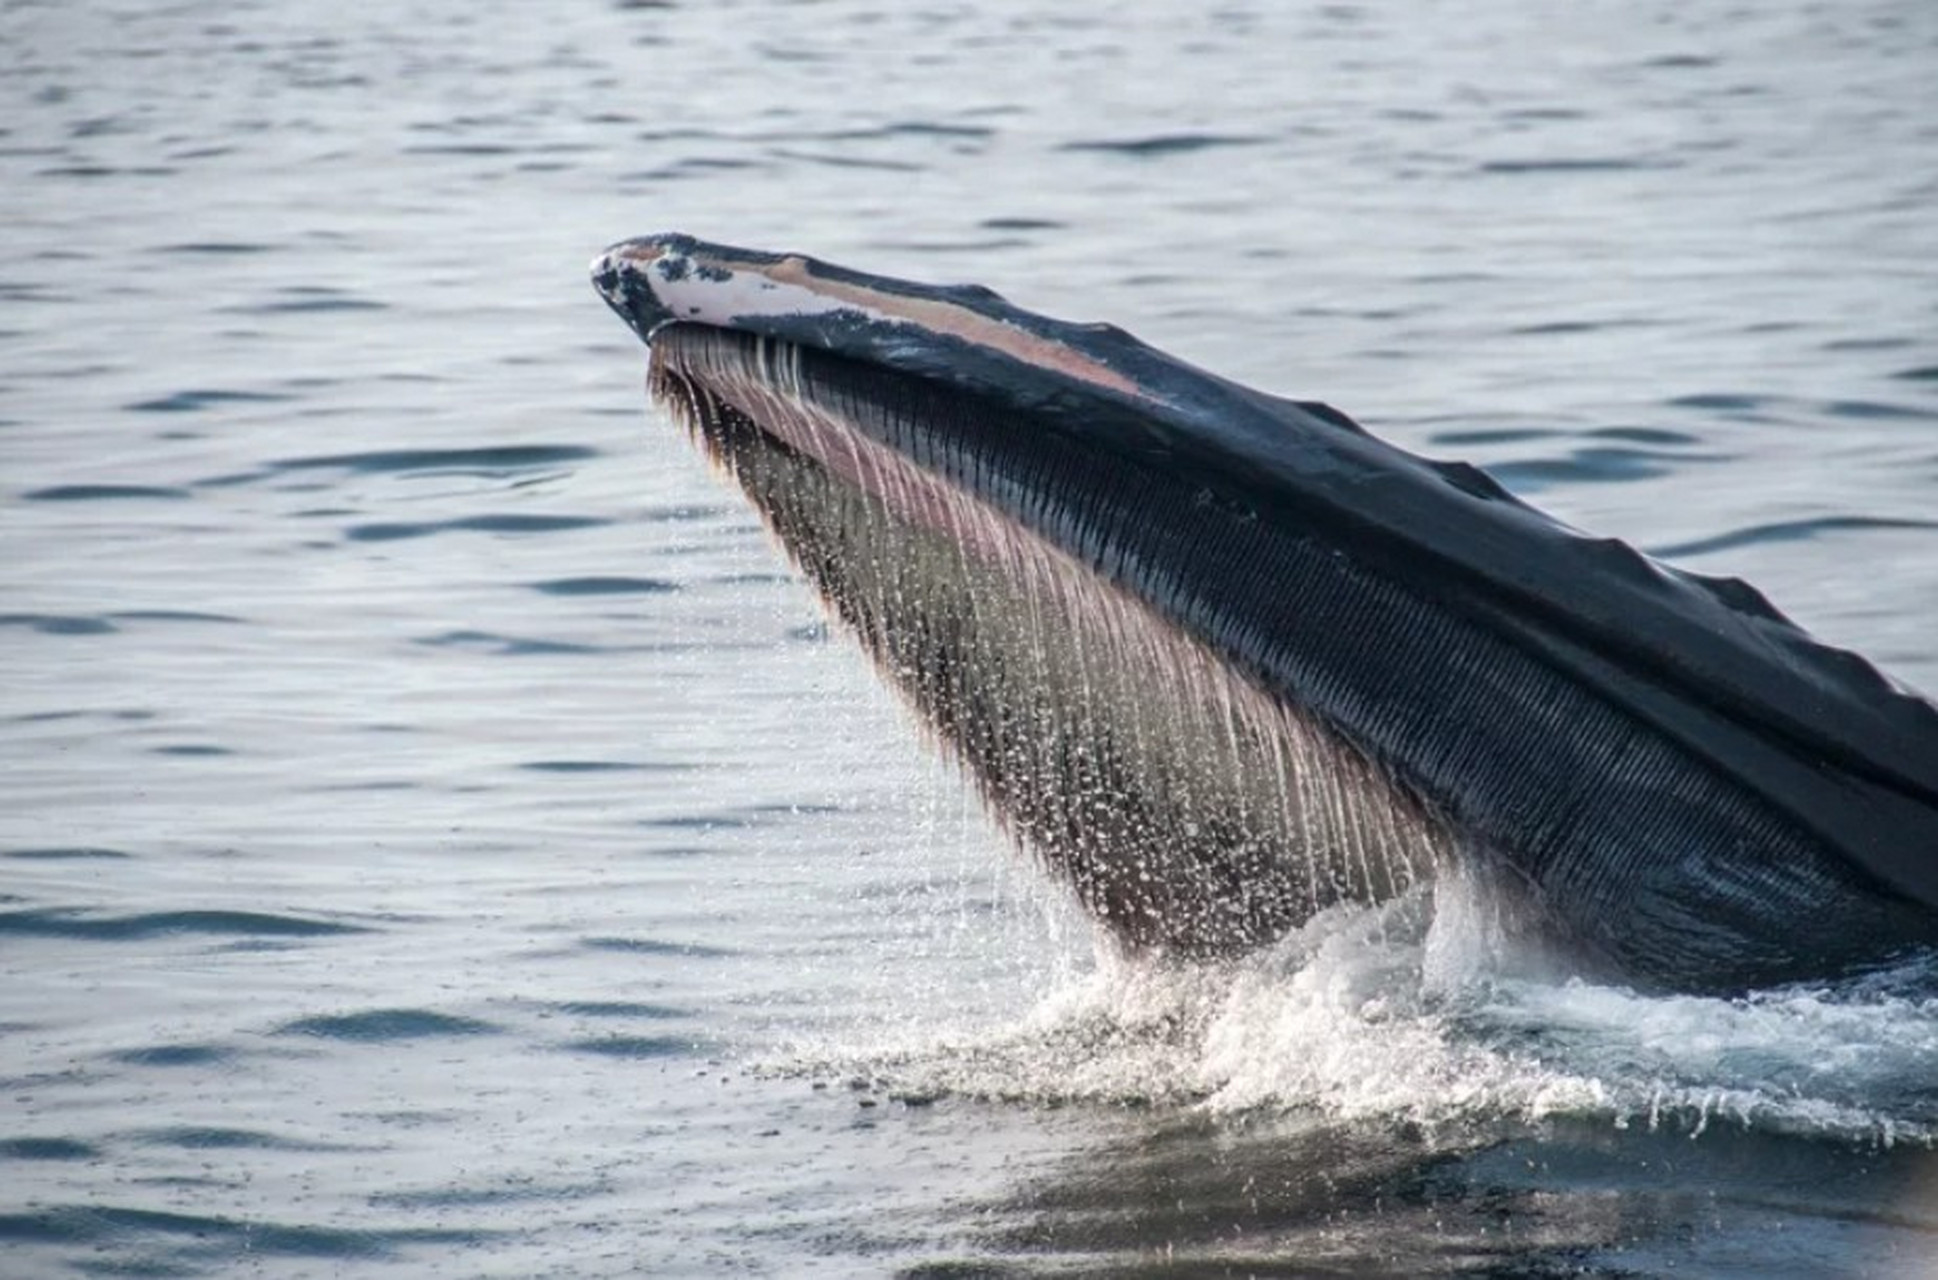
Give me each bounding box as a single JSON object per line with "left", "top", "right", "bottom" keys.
{"left": 593, "top": 232, "right": 1938, "bottom": 993}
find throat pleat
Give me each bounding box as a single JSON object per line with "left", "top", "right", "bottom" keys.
{"left": 647, "top": 324, "right": 1454, "bottom": 955}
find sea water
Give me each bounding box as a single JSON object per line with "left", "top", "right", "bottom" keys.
{"left": 4, "top": 0, "right": 1937, "bottom": 1274}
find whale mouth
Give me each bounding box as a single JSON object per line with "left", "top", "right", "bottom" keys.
{"left": 595, "top": 233, "right": 1938, "bottom": 992}
{"left": 641, "top": 319, "right": 1448, "bottom": 954}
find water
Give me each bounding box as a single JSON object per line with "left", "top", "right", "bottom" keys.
{"left": 4, "top": 0, "right": 1937, "bottom": 1274}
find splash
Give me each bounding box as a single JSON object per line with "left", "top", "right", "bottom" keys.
{"left": 784, "top": 869, "right": 1938, "bottom": 1146}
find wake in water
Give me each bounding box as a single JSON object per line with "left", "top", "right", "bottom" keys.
{"left": 787, "top": 868, "right": 1938, "bottom": 1148}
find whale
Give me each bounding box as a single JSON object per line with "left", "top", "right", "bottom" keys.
{"left": 592, "top": 233, "right": 1938, "bottom": 994}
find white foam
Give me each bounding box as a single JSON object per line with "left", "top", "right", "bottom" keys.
{"left": 784, "top": 869, "right": 1938, "bottom": 1146}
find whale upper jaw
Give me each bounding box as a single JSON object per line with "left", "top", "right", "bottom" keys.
{"left": 595, "top": 234, "right": 858, "bottom": 343}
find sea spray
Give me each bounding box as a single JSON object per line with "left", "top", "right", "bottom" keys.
{"left": 781, "top": 873, "right": 1938, "bottom": 1146}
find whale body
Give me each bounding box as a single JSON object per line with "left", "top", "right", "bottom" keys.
{"left": 593, "top": 233, "right": 1938, "bottom": 993}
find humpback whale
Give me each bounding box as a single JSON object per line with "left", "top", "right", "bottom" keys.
{"left": 592, "top": 233, "right": 1938, "bottom": 994}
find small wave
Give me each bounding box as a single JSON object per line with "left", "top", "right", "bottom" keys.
{"left": 274, "top": 1009, "right": 499, "bottom": 1042}
{"left": 1478, "top": 156, "right": 1676, "bottom": 174}
{"left": 226, "top": 288, "right": 388, "bottom": 314}
{"left": 1651, "top": 514, "right": 1938, "bottom": 559}
{"left": 0, "top": 1203, "right": 491, "bottom": 1261}
{"left": 411, "top": 629, "right": 606, "bottom": 656}
{"left": 545, "top": 1000, "right": 688, "bottom": 1019}
{"left": 0, "top": 613, "right": 117, "bottom": 636}
{"left": 812, "top": 121, "right": 996, "bottom": 143}
{"left": 35, "top": 164, "right": 178, "bottom": 179}
{"left": 1665, "top": 391, "right": 1770, "bottom": 413}
{"left": 123, "top": 388, "right": 290, "bottom": 413}
{"left": 106, "top": 1043, "right": 233, "bottom": 1067}
{"left": 1823, "top": 398, "right": 1937, "bottom": 421}
{"left": 21, "top": 484, "right": 190, "bottom": 501}
{"left": 367, "top": 1178, "right": 612, "bottom": 1210}
{"left": 0, "top": 1137, "right": 99, "bottom": 1160}
{"left": 1429, "top": 426, "right": 1554, "bottom": 447}
{"left": 4, "top": 847, "right": 132, "bottom": 861}
{"left": 152, "top": 241, "right": 273, "bottom": 255}
{"left": 1589, "top": 425, "right": 1701, "bottom": 445}
{"left": 558, "top": 1034, "right": 695, "bottom": 1059}
{"left": 0, "top": 908, "right": 367, "bottom": 941}
{"left": 1058, "top": 133, "right": 1267, "bottom": 157}
{"left": 400, "top": 142, "right": 520, "bottom": 157}
{"left": 348, "top": 513, "right": 609, "bottom": 542}
{"left": 110, "top": 609, "right": 245, "bottom": 624}
{"left": 125, "top": 1125, "right": 353, "bottom": 1152}
{"left": 528, "top": 574, "right": 678, "bottom": 596}
{"left": 1642, "top": 53, "right": 1722, "bottom": 70}
{"left": 1507, "top": 318, "right": 1666, "bottom": 336}
{"left": 767, "top": 148, "right": 924, "bottom": 173}
{"left": 274, "top": 444, "right": 599, "bottom": 475}
{"left": 517, "top": 759, "right": 668, "bottom": 773}
{"left": 580, "top": 935, "right": 736, "bottom": 958}
{"left": 979, "top": 217, "right": 1066, "bottom": 231}
{"left": 1487, "top": 445, "right": 1695, "bottom": 491}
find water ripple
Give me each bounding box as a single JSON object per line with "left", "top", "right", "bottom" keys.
{"left": 528, "top": 574, "right": 678, "bottom": 596}
{"left": 3, "top": 847, "right": 133, "bottom": 861}
{"left": 1058, "top": 132, "right": 1266, "bottom": 156}
{"left": 1479, "top": 156, "right": 1677, "bottom": 173}
{"left": 559, "top": 1035, "right": 694, "bottom": 1058}
{"left": 106, "top": 1044, "right": 235, "bottom": 1068}
{"left": 1666, "top": 391, "right": 1772, "bottom": 414}
{"left": 1651, "top": 515, "right": 1938, "bottom": 559}
{"left": 367, "top": 1178, "right": 611, "bottom": 1209}
{"left": 0, "top": 1204, "right": 491, "bottom": 1259}
{"left": 274, "top": 1009, "right": 500, "bottom": 1041}
{"left": 0, "top": 1137, "right": 99, "bottom": 1161}
{"left": 0, "top": 613, "right": 117, "bottom": 636}
{"left": 110, "top": 610, "right": 245, "bottom": 625}
{"left": 581, "top": 936, "right": 735, "bottom": 958}
{"left": 547, "top": 1000, "right": 688, "bottom": 1019}
{"left": 21, "top": 484, "right": 191, "bottom": 501}
{"left": 980, "top": 216, "right": 1066, "bottom": 231}
{"left": 126, "top": 1126, "right": 352, "bottom": 1152}
{"left": 227, "top": 288, "right": 388, "bottom": 314}
{"left": 346, "top": 513, "right": 610, "bottom": 541}
{"left": 124, "top": 389, "right": 291, "bottom": 413}
{"left": 767, "top": 148, "right": 923, "bottom": 173}
{"left": 151, "top": 242, "right": 274, "bottom": 256}
{"left": 275, "top": 444, "right": 600, "bottom": 475}
{"left": 1823, "top": 398, "right": 1936, "bottom": 421}
{"left": 1489, "top": 443, "right": 1724, "bottom": 493}
{"left": 0, "top": 909, "right": 368, "bottom": 942}
{"left": 413, "top": 629, "right": 605, "bottom": 656}
{"left": 518, "top": 759, "right": 673, "bottom": 773}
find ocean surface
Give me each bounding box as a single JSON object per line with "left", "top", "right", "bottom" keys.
{"left": 5, "top": 0, "right": 1938, "bottom": 1275}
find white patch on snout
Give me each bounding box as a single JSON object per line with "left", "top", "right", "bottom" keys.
{"left": 595, "top": 245, "right": 858, "bottom": 334}
{"left": 597, "top": 236, "right": 1146, "bottom": 400}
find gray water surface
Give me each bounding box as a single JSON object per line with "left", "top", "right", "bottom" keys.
{"left": 5, "top": 1, "right": 1938, "bottom": 1275}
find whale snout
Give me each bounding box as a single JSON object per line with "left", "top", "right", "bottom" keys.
{"left": 589, "top": 251, "right": 626, "bottom": 311}
{"left": 590, "top": 236, "right": 693, "bottom": 340}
